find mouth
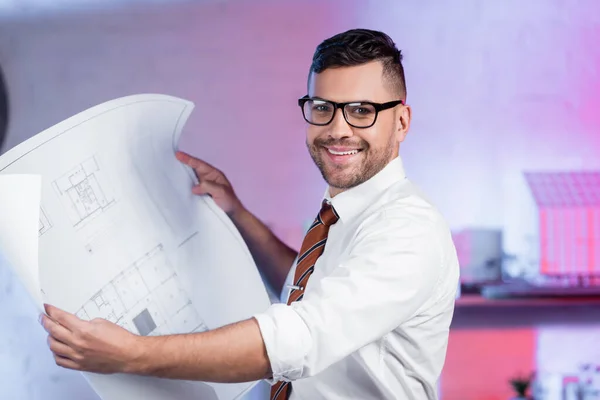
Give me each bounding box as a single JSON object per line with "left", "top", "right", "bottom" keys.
{"left": 323, "top": 146, "right": 363, "bottom": 164}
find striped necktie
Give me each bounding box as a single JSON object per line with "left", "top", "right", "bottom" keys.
{"left": 270, "top": 200, "right": 339, "bottom": 400}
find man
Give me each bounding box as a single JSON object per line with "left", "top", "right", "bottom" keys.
{"left": 41, "top": 29, "right": 459, "bottom": 399}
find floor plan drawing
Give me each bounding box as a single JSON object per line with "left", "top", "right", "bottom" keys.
{"left": 76, "top": 244, "right": 208, "bottom": 336}
{"left": 52, "top": 156, "right": 115, "bottom": 229}
{"left": 38, "top": 207, "right": 52, "bottom": 236}
{"left": 0, "top": 94, "right": 272, "bottom": 399}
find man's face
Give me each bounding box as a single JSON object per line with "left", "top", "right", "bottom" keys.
{"left": 305, "top": 61, "right": 411, "bottom": 196}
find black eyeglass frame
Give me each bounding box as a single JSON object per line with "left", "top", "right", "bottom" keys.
{"left": 297, "top": 95, "right": 404, "bottom": 128}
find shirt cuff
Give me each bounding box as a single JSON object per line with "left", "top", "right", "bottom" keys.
{"left": 253, "top": 303, "right": 313, "bottom": 383}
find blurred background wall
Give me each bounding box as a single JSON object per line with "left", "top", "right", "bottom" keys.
{"left": 0, "top": 0, "right": 599, "bottom": 399}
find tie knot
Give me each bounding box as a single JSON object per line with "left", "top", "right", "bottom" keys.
{"left": 319, "top": 200, "right": 339, "bottom": 226}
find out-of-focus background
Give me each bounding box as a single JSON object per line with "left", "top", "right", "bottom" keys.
{"left": 1, "top": 1, "right": 599, "bottom": 399}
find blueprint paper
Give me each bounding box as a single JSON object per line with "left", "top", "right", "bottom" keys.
{"left": 0, "top": 94, "right": 271, "bottom": 400}
{"left": 0, "top": 174, "right": 44, "bottom": 310}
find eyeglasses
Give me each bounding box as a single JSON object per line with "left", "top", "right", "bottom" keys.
{"left": 298, "top": 95, "right": 404, "bottom": 129}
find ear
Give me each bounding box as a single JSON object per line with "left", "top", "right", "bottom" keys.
{"left": 395, "top": 104, "right": 411, "bottom": 143}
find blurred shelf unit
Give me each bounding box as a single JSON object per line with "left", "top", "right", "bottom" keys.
{"left": 452, "top": 171, "right": 600, "bottom": 305}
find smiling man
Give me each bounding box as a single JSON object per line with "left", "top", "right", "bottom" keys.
{"left": 41, "top": 29, "right": 459, "bottom": 400}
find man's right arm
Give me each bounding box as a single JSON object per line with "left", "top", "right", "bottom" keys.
{"left": 228, "top": 206, "right": 298, "bottom": 296}
{"left": 175, "top": 150, "right": 297, "bottom": 295}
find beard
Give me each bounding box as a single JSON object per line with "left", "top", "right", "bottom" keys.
{"left": 307, "top": 135, "right": 395, "bottom": 191}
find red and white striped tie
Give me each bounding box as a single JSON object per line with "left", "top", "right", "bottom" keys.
{"left": 270, "top": 200, "right": 339, "bottom": 400}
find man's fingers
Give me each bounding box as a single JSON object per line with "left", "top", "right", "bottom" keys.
{"left": 40, "top": 314, "right": 73, "bottom": 344}
{"left": 175, "top": 151, "right": 217, "bottom": 176}
{"left": 53, "top": 354, "right": 81, "bottom": 371}
{"left": 47, "top": 336, "right": 78, "bottom": 360}
{"left": 192, "top": 180, "right": 222, "bottom": 196}
{"left": 44, "top": 304, "right": 82, "bottom": 331}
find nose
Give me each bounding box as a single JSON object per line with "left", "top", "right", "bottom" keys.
{"left": 328, "top": 108, "right": 354, "bottom": 139}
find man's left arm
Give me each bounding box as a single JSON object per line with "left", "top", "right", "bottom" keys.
{"left": 41, "top": 305, "right": 271, "bottom": 382}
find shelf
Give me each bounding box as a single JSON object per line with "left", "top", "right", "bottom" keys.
{"left": 451, "top": 295, "right": 600, "bottom": 328}
{"left": 456, "top": 294, "right": 600, "bottom": 308}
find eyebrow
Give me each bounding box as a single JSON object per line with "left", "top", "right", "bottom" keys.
{"left": 310, "top": 96, "right": 376, "bottom": 104}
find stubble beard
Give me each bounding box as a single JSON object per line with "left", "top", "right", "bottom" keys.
{"left": 307, "top": 135, "right": 395, "bottom": 192}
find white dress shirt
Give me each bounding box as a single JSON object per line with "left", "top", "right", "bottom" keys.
{"left": 253, "top": 156, "right": 460, "bottom": 400}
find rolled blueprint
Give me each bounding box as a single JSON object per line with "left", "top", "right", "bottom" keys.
{"left": 0, "top": 94, "right": 271, "bottom": 400}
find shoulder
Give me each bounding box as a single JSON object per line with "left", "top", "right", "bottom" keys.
{"left": 346, "top": 179, "right": 459, "bottom": 302}
{"left": 356, "top": 179, "right": 451, "bottom": 243}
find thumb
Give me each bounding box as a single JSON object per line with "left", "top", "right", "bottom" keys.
{"left": 192, "top": 180, "right": 222, "bottom": 197}
{"left": 44, "top": 303, "right": 82, "bottom": 331}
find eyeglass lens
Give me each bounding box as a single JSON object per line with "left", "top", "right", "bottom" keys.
{"left": 302, "top": 99, "right": 377, "bottom": 127}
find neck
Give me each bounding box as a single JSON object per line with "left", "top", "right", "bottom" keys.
{"left": 328, "top": 186, "right": 345, "bottom": 198}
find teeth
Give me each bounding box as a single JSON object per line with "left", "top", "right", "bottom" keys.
{"left": 328, "top": 149, "right": 359, "bottom": 156}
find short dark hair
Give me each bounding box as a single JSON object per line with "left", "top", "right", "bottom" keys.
{"left": 309, "top": 29, "right": 406, "bottom": 99}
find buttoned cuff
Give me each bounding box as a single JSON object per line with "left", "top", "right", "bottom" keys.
{"left": 253, "top": 303, "right": 313, "bottom": 384}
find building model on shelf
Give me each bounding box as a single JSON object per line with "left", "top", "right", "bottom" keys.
{"left": 525, "top": 171, "right": 600, "bottom": 284}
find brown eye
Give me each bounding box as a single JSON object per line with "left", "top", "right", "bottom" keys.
{"left": 345, "top": 104, "right": 376, "bottom": 120}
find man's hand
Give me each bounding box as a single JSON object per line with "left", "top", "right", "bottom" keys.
{"left": 175, "top": 150, "right": 298, "bottom": 294}
{"left": 41, "top": 303, "right": 271, "bottom": 383}
{"left": 175, "top": 151, "right": 244, "bottom": 218}
{"left": 40, "top": 304, "right": 142, "bottom": 374}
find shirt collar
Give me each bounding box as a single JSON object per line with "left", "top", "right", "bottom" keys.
{"left": 323, "top": 156, "right": 407, "bottom": 223}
